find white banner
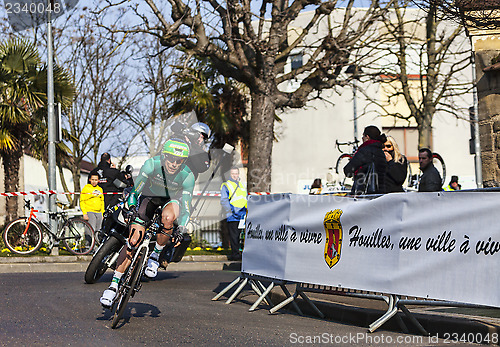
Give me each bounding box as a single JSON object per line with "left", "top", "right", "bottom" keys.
{"left": 242, "top": 192, "right": 500, "bottom": 307}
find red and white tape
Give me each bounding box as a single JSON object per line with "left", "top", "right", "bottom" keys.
{"left": 0, "top": 190, "right": 273, "bottom": 197}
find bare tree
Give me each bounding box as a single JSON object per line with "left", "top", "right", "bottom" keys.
{"left": 361, "top": 0, "right": 472, "bottom": 148}
{"left": 97, "top": 0, "right": 393, "bottom": 192}
{"left": 55, "top": 9, "right": 140, "bottom": 203}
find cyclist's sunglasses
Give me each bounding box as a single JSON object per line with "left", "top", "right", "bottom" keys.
{"left": 385, "top": 144, "right": 393, "bottom": 149}
{"left": 163, "top": 154, "right": 186, "bottom": 164}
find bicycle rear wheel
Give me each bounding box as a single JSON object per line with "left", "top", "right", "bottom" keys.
{"left": 335, "top": 153, "right": 353, "bottom": 191}
{"left": 3, "top": 218, "right": 43, "bottom": 255}
{"left": 62, "top": 218, "right": 95, "bottom": 255}
{"left": 111, "top": 247, "right": 146, "bottom": 329}
{"left": 432, "top": 153, "right": 446, "bottom": 186}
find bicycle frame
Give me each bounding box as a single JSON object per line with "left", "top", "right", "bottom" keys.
{"left": 23, "top": 205, "right": 85, "bottom": 250}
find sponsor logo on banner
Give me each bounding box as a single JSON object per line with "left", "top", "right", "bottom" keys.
{"left": 323, "top": 209, "right": 343, "bottom": 268}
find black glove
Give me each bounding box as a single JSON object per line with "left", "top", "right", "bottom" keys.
{"left": 171, "top": 228, "right": 185, "bottom": 245}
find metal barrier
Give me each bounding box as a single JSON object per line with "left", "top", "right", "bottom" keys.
{"left": 269, "top": 282, "right": 492, "bottom": 334}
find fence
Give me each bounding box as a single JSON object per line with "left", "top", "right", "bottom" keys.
{"left": 191, "top": 217, "right": 222, "bottom": 247}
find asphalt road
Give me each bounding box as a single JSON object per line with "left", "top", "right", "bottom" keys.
{"left": 0, "top": 270, "right": 475, "bottom": 346}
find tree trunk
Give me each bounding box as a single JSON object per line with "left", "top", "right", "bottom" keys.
{"left": 71, "top": 162, "right": 82, "bottom": 208}
{"left": 418, "top": 113, "right": 433, "bottom": 149}
{"left": 247, "top": 91, "right": 275, "bottom": 193}
{"left": 2, "top": 147, "right": 23, "bottom": 223}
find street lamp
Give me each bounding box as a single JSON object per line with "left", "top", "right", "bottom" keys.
{"left": 346, "top": 65, "right": 362, "bottom": 140}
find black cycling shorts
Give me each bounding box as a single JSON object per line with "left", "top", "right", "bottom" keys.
{"left": 132, "top": 196, "right": 171, "bottom": 227}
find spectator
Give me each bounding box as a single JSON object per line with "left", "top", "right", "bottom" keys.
{"left": 309, "top": 178, "right": 322, "bottom": 195}
{"left": 418, "top": 148, "right": 442, "bottom": 192}
{"left": 383, "top": 136, "right": 408, "bottom": 193}
{"left": 80, "top": 174, "right": 104, "bottom": 233}
{"left": 220, "top": 166, "right": 247, "bottom": 261}
{"left": 343, "top": 125, "right": 387, "bottom": 195}
{"left": 444, "top": 175, "right": 461, "bottom": 191}
{"left": 89, "top": 153, "right": 128, "bottom": 208}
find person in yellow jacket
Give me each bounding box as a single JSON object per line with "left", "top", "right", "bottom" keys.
{"left": 220, "top": 167, "right": 247, "bottom": 261}
{"left": 80, "top": 174, "right": 105, "bottom": 233}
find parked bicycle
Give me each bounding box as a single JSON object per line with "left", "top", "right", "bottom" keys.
{"left": 333, "top": 138, "right": 359, "bottom": 191}
{"left": 2, "top": 199, "right": 95, "bottom": 255}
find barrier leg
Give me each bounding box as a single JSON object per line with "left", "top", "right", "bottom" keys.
{"left": 249, "top": 282, "right": 275, "bottom": 311}
{"left": 368, "top": 294, "right": 398, "bottom": 333}
{"left": 249, "top": 279, "right": 264, "bottom": 297}
{"left": 270, "top": 291, "right": 298, "bottom": 314}
{"left": 253, "top": 280, "right": 274, "bottom": 306}
{"left": 280, "top": 284, "right": 302, "bottom": 315}
{"left": 399, "top": 304, "right": 428, "bottom": 336}
{"left": 226, "top": 278, "right": 248, "bottom": 304}
{"left": 298, "top": 290, "right": 325, "bottom": 318}
{"left": 212, "top": 276, "right": 242, "bottom": 301}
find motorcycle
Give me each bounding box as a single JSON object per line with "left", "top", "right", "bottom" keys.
{"left": 84, "top": 194, "right": 129, "bottom": 284}
{"left": 84, "top": 189, "right": 192, "bottom": 284}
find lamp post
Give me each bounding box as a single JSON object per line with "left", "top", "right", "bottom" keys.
{"left": 346, "top": 65, "right": 362, "bottom": 140}
{"left": 47, "top": 0, "right": 58, "bottom": 254}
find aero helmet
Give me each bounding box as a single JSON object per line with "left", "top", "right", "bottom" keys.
{"left": 190, "top": 122, "right": 211, "bottom": 140}
{"left": 162, "top": 138, "right": 190, "bottom": 160}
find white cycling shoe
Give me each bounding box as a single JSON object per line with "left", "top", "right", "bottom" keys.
{"left": 144, "top": 254, "right": 159, "bottom": 278}
{"left": 100, "top": 286, "right": 118, "bottom": 308}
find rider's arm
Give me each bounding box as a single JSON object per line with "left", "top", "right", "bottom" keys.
{"left": 176, "top": 170, "right": 195, "bottom": 226}
{"left": 127, "top": 158, "right": 155, "bottom": 208}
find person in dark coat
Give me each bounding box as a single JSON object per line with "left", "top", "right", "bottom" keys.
{"left": 383, "top": 136, "right": 408, "bottom": 193}
{"left": 418, "top": 148, "right": 442, "bottom": 192}
{"left": 89, "top": 153, "right": 128, "bottom": 208}
{"left": 343, "top": 125, "right": 387, "bottom": 195}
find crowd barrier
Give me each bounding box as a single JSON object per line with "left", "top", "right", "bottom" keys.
{"left": 213, "top": 191, "right": 500, "bottom": 333}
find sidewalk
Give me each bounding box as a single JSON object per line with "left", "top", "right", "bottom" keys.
{"left": 0, "top": 255, "right": 241, "bottom": 273}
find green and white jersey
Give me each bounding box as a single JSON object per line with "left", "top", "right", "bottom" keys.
{"left": 127, "top": 156, "right": 195, "bottom": 226}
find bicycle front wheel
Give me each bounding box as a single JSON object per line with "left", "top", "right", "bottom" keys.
{"left": 3, "top": 218, "right": 43, "bottom": 255}
{"left": 432, "top": 153, "right": 446, "bottom": 186}
{"left": 62, "top": 218, "right": 95, "bottom": 255}
{"left": 335, "top": 153, "right": 353, "bottom": 191}
{"left": 111, "top": 247, "right": 146, "bottom": 329}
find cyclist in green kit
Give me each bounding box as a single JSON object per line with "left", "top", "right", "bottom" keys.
{"left": 100, "top": 138, "right": 195, "bottom": 308}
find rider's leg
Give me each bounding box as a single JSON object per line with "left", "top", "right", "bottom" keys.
{"left": 100, "top": 223, "right": 145, "bottom": 307}
{"left": 145, "top": 202, "right": 179, "bottom": 278}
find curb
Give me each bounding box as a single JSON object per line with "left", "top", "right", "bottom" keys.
{"left": 0, "top": 255, "right": 241, "bottom": 273}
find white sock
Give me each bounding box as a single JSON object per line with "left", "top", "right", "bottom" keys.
{"left": 110, "top": 271, "right": 124, "bottom": 289}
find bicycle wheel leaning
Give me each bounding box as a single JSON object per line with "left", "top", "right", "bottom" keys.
{"left": 111, "top": 247, "right": 146, "bottom": 329}
{"left": 3, "top": 218, "right": 43, "bottom": 255}
{"left": 62, "top": 218, "right": 95, "bottom": 255}
{"left": 335, "top": 153, "right": 353, "bottom": 190}
{"left": 432, "top": 152, "right": 446, "bottom": 186}
{"left": 85, "top": 235, "right": 123, "bottom": 284}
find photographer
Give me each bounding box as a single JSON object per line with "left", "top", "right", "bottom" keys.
{"left": 89, "top": 153, "right": 129, "bottom": 208}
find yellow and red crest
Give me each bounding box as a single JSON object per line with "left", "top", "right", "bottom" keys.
{"left": 323, "top": 209, "right": 343, "bottom": 268}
